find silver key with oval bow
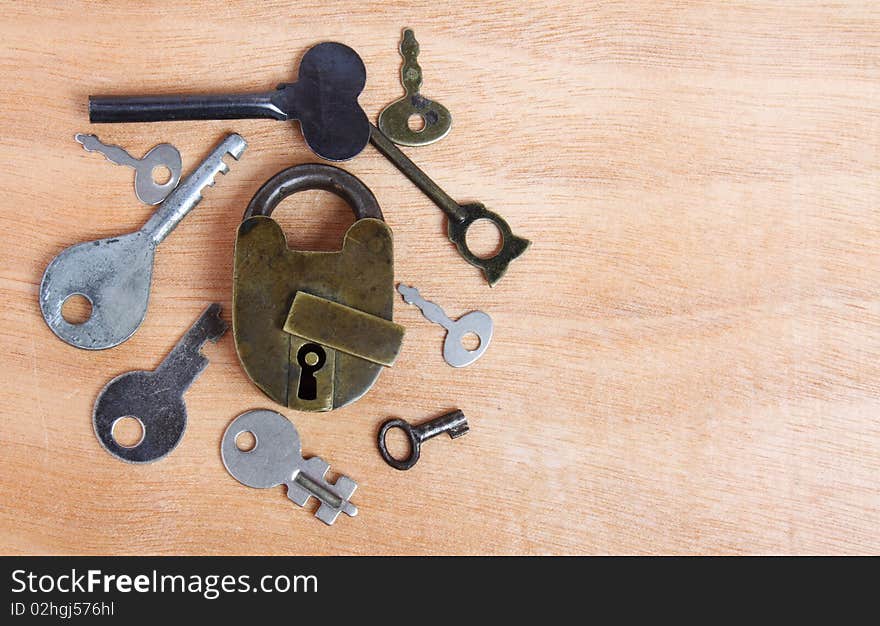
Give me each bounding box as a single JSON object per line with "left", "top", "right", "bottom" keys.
{"left": 75, "top": 133, "right": 182, "bottom": 205}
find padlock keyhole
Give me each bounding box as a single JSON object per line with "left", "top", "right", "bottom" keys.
{"left": 296, "top": 343, "right": 326, "bottom": 400}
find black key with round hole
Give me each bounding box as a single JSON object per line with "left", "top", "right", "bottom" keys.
{"left": 93, "top": 304, "right": 227, "bottom": 463}
{"left": 378, "top": 410, "right": 469, "bottom": 470}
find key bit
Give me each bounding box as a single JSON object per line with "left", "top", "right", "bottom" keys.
{"left": 221, "top": 409, "right": 358, "bottom": 526}
{"left": 89, "top": 42, "right": 368, "bottom": 162}
{"left": 378, "top": 28, "right": 452, "bottom": 147}
{"left": 75, "top": 133, "right": 182, "bottom": 205}
{"left": 397, "top": 284, "right": 492, "bottom": 367}
{"left": 93, "top": 304, "right": 227, "bottom": 464}
{"left": 40, "top": 133, "right": 246, "bottom": 350}
{"left": 378, "top": 410, "right": 469, "bottom": 470}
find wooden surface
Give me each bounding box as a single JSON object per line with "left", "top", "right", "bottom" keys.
{"left": 1, "top": 1, "right": 879, "bottom": 556}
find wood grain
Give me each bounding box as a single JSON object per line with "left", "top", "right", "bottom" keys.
{"left": 1, "top": 1, "right": 879, "bottom": 555}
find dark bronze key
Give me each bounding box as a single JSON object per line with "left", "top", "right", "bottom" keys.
{"left": 89, "top": 42, "right": 370, "bottom": 162}
{"left": 378, "top": 410, "right": 469, "bottom": 470}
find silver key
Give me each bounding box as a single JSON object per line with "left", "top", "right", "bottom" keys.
{"left": 75, "top": 133, "right": 182, "bottom": 205}
{"left": 93, "top": 304, "right": 227, "bottom": 463}
{"left": 40, "top": 133, "right": 246, "bottom": 350}
{"left": 397, "top": 284, "right": 493, "bottom": 367}
{"left": 221, "top": 409, "right": 358, "bottom": 526}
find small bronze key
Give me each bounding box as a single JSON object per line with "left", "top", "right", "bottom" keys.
{"left": 378, "top": 28, "right": 452, "bottom": 146}
{"left": 378, "top": 410, "right": 469, "bottom": 470}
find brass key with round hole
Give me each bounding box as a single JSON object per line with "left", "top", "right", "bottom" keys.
{"left": 378, "top": 28, "right": 452, "bottom": 147}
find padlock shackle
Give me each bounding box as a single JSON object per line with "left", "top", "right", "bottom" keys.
{"left": 243, "top": 163, "right": 383, "bottom": 221}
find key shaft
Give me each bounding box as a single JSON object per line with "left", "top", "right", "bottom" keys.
{"left": 154, "top": 304, "right": 228, "bottom": 381}
{"left": 141, "top": 133, "right": 246, "bottom": 245}
{"left": 397, "top": 284, "right": 454, "bottom": 330}
{"left": 413, "top": 410, "right": 469, "bottom": 442}
{"left": 369, "top": 124, "right": 466, "bottom": 223}
{"left": 287, "top": 469, "right": 358, "bottom": 524}
{"left": 90, "top": 91, "right": 285, "bottom": 123}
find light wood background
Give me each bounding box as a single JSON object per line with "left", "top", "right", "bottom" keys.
{"left": 1, "top": 1, "right": 879, "bottom": 555}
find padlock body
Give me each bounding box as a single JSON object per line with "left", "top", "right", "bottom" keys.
{"left": 233, "top": 216, "right": 396, "bottom": 411}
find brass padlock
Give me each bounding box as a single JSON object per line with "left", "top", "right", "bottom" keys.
{"left": 233, "top": 164, "right": 404, "bottom": 411}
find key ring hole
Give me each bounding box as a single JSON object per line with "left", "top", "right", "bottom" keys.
{"left": 460, "top": 332, "right": 481, "bottom": 351}
{"left": 464, "top": 218, "right": 504, "bottom": 259}
{"left": 383, "top": 426, "right": 412, "bottom": 461}
{"left": 61, "top": 293, "right": 92, "bottom": 325}
{"left": 151, "top": 165, "right": 172, "bottom": 185}
{"left": 235, "top": 430, "right": 257, "bottom": 453}
{"left": 378, "top": 419, "right": 420, "bottom": 470}
{"left": 111, "top": 416, "right": 145, "bottom": 449}
{"left": 407, "top": 114, "right": 426, "bottom": 132}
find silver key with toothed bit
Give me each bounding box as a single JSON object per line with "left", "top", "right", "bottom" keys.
{"left": 75, "top": 133, "right": 182, "bottom": 205}
{"left": 221, "top": 409, "right": 358, "bottom": 526}
{"left": 397, "top": 284, "right": 493, "bottom": 367}
{"left": 40, "top": 133, "right": 247, "bottom": 350}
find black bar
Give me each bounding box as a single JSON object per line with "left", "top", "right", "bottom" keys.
{"left": 88, "top": 92, "right": 285, "bottom": 123}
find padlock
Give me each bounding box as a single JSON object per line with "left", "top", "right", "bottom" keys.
{"left": 233, "top": 164, "right": 404, "bottom": 411}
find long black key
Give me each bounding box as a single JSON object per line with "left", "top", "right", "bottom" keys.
{"left": 89, "top": 42, "right": 369, "bottom": 162}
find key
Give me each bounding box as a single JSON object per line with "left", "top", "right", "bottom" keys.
{"left": 397, "top": 284, "right": 493, "bottom": 367}
{"left": 88, "top": 42, "right": 369, "bottom": 163}
{"left": 93, "top": 304, "right": 227, "bottom": 463}
{"left": 75, "top": 133, "right": 182, "bottom": 205}
{"left": 40, "top": 133, "right": 246, "bottom": 350}
{"left": 370, "top": 125, "right": 530, "bottom": 285}
{"left": 377, "top": 28, "right": 452, "bottom": 147}
{"left": 378, "top": 410, "right": 469, "bottom": 470}
{"left": 221, "top": 409, "right": 358, "bottom": 526}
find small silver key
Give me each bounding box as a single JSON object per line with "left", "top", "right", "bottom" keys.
{"left": 41, "top": 133, "right": 246, "bottom": 350}
{"left": 397, "top": 284, "right": 493, "bottom": 367}
{"left": 75, "top": 133, "right": 182, "bottom": 205}
{"left": 221, "top": 409, "right": 358, "bottom": 526}
{"left": 93, "top": 304, "right": 227, "bottom": 463}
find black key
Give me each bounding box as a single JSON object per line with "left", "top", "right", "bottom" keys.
{"left": 89, "top": 42, "right": 369, "bottom": 162}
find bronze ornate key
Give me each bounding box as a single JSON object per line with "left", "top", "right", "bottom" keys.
{"left": 378, "top": 28, "right": 452, "bottom": 147}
